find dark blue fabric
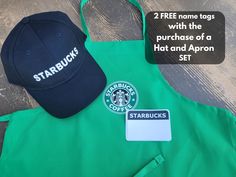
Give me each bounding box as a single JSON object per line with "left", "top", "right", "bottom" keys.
{"left": 27, "top": 52, "right": 106, "bottom": 118}
{"left": 1, "top": 11, "right": 106, "bottom": 118}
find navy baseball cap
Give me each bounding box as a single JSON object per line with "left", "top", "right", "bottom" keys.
{"left": 1, "top": 11, "right": 106, "bottom": 118}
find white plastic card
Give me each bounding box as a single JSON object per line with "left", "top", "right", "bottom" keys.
{"left": 126, "top": 109, "right": 172, "bottom": 141}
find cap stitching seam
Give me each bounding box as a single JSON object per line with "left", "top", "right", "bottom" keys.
{"left": 11, "top": 24, "right": 29, "bottom": 85}
{"left": 11, "top": 18, "right": 87, "bottom": 90}
{"left": 25, "top": 20, "right": 86, "bottom": 90}
{"left": 29, "top": 22, "right": 68, "bottom": 78}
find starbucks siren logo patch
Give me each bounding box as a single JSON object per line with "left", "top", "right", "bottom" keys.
{"left": 104, "top": 81, "right": 138, "bottom": 114}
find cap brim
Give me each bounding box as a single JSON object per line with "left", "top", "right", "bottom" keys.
{"left": 26, "top": 53, "right": 106, "bottom": 118}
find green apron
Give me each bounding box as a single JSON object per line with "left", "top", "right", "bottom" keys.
{"left": 0, "top": 0, "right": 235, "bottom": 176}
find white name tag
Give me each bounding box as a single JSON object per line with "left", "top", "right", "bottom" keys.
{"left": 126, "top": 109, "right": 172, "bottom": 141}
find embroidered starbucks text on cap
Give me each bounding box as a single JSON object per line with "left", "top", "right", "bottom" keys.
{"left": 0, "top": 11, "right": 106, "bottom": 118}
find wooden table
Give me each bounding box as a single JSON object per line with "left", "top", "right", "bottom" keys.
{"left": 0, "top": 0, "right": 235, "bottom": 154}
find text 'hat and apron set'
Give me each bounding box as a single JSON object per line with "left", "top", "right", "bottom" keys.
{"left": 0, "top": 0, "right": 235, "bottom": 177}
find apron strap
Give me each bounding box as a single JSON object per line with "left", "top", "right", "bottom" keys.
{"left": 79, "top": 0, "right": 91, "bottom": 39}
{"left": 129, "top": 0, "right": 146, "bottom": 37}
{"left": 80, "top": 0, "right": 146, "bottom": 40}
{"left": 133, "top": 154, "right": 165, "bottom": 177}
{"left": 0, "top": 114, "right": 11, "bottom": 122}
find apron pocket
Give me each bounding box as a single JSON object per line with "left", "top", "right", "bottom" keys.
{"left": 133, "top": 154, "right": 164, "bottom": 177}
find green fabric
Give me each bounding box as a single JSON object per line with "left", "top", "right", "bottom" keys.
{"left": 0, "top": 0, "right": 236, "bottom": 176}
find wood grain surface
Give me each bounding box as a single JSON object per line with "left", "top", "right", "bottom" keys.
{"left": 0, "top": 0, "right": 235, "bottom": 154}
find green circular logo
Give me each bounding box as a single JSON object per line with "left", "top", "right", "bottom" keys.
{"left": 103, "top": 81, "right": 138, "bottom": 114}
